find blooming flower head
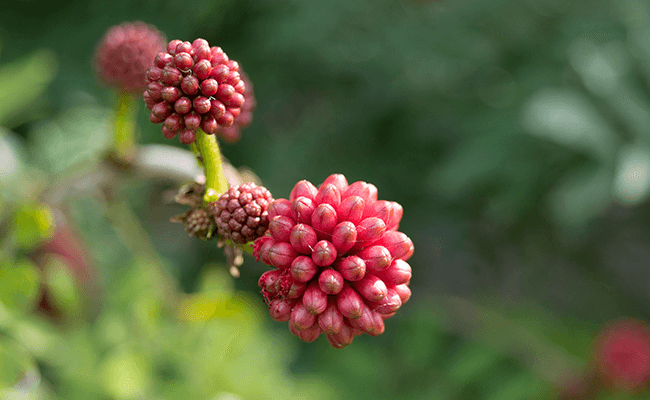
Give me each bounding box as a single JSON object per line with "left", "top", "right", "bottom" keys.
{"left": 95, "top": 22, "right": 166, "bottom": 93}
{"left": 254, "top": 174, "right": 413, "bottom": 348}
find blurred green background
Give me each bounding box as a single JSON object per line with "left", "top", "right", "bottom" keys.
{"left": 1, "top": 0, "right": 650, "bottom": 398}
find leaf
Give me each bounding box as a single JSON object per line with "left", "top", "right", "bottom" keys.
{"left": 0, "top": 48, "right": 57, "bottom": 127}
{"left": 0, "top": 259, "right": 40, "bottom": 314}
{"left": 521, "top": 88, "right": 618, "bottom": 161}
{"left": 12, "top": 203, "right": 54, "bottom": 250}
{"left": 42, "top": 255, "right": 82, "bottom": 317}
{"left": 612, "top": 145, "right": 650, "bottom": 205}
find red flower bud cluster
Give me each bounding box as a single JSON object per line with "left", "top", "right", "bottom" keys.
{"left": 254, "top": 174, "right": 413, "bottom": 348}
{"left": 592, "top": 319, "right": 650, "bottom": 393}
{"left": 143, "top": 38, "right": 247, "bottom": 144}
{"left": 95, "top": 22, "right": 166, "bottom": 93}
{"left": 209, "top": 183, "right": 273, "bottom": 244}
{"left": 215, "top": 71, "right": 256, "bottom": 143}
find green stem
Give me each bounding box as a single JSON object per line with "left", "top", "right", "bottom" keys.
{"left": 195, "top": 129, "right": 228, "bottom": 205}
{"left": 113, "top": 91, "right": 137, "bottom": 162}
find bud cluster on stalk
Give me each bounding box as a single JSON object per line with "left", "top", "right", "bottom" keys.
{"left": 95, "top": 22, "right": 166, "bottom": 93}
{"left": 143, "top": 38, "right": 247, "bottom": 144}
{"left": 254, "top": 174, "right": 414, "bottom": 348}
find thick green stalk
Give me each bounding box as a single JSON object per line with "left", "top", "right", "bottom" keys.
{"left": 195, "top": 128, "right": 228, "bottom": 204}
{"left": 113, "top": 91, "right": 137, "bottom": 162}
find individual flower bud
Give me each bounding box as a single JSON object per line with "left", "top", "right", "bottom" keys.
{"left": 258, "top": 237, "right": 276, "bottom": 265}
{"left": 290, "top": 256, "right": 318, "bottom": 282}
{"left": 174, "top": 52, "right": 193, "bottom": 70}
{"left": 217, "top": 111, "right": 234, "bottom": 127}
{"left": 335, "top": 256, "right": 366, "bottom": 282}
{"left": 193, "top": 96, "right": 211, "bottom": 114}
{"left": 318, "top": 300, "right": 345, "bottom": 334}
{"left": 178, "top": 129, "right": 196, "bottom": 144}
{"left": 312, "top": 240, "right": 337, "bottom": 267}
{"left": 226, "top": 71, "right": 241, "bottom": 86}
{"left": 354, "top": 217, "right": 387, "bottom": 249}
{"left": 370, "top": 288, "right": 402, "bottom": 315}
{"left": 164, "top": 114, "right": 183, "bottom": 132}
{"left": 290, "top": 180, "right": 318, "bottom": 202}
{"left": 331, "top": 222, "right": 357, "bottom": 254}
{"left": 225, "top": 92, "right": 245, "bottom": 108}
{"left": 326, "top": 324, "right": 354, "bottom": 349}
{"left": 336, "top": 284, "right": 364, "bottom": 319}
{"left": 155, "top": 52, "right": 172, "bottom": 68}
{"left": 269, "top": 299, "right": 294, "bottom": 322}
{"left": 201, "top": 115, "right": 218, "bottom": 134}
{"left": 286, "top": 280, "right": 307, "bottom": 299}
{"left": 143, "top": 91, "right": 155, "bottom": 109}
{"left": 269, "top": 242, "right": 297, "bottom": 269}
{"left": 175, "top": 41, "right": 193, "bottom": 54}
{"left": 348, "top": 305, "right": 375, "bottom": 334}
{"left": 258, "top": 269, "right": 281, "bottom": 292}
{"left": 149, "top": 112, "right": 164, "bottom": 123}
{"left": 193, "top": 59, "right": 212, "bottom": 80}
{"left": 268, "top": 199, "right": 292, "bottom": 219}
{"left": 290, "top": 302, "right": 316, "bottom": 331}
{"left": 161, "top": 126, "right": 177, "bottom": 139}
{"left": 162, "top": 66, "right": 183, "bottom": 85}
{"left": 194, "top": 45, "right": 211, "bottom": 61}
{"left": 318, "top": 268, "right": 344, "bottom": 295}
{"left": 387, "top": 202, "right": 403, "bottom": 231}
{"left": 200, "top": 78, "right": 219, "bottom": 96}
{"left": 356, "top": 245, "right": 392, "bottom": 272}
{"left": 352, "top": 274, "right": 387, "bottom": 302}
{"left": 217, "top": 84, "right": 235, "bottom": 100}
{"left": 374, "top": 231, "right": 414, "bottom": 260}
{"left": 366, "top": 311, "right": 386, "bottom": 336}
{"left": 209, "top": 99, "right": 226, "bottom": 119}
{"left": 320, "top": 174, "right": 349, "bottom": 194}
{"left": 167, "top": 39, "right": 182, "bottom": 54}
{"left": 393, "top": 284, "right": 411, "bottom": 304}
{"left": 363, "top": 200, "right": 394, "bottom": 225}
{"left": 289, "top": 223, "right": 318, "bottom": 255}
{"left": 315, "top": 184, "right": 341, "bottom": 208}
{"left": 337, "top": 196, "right": 365, "bottom": 225}
{"left": 151, "top": 101, "right": 172, "bottom": 119}
{"left": 184, "top": 112, "right": 201, "bottom": 130}
{"left": 291, "top": 196, "right": 316, "bottom": 224}
{"left": 343, "top": 181, "right": 375, "bottom": 203}
{"left": 210, "top": 64, "right": 229, "bottom": 83}
{"left": 181, "top": 75, "right": 199, "bottom": 95}
{"left": 146, "top": 66, "right": 162, "bottom": 82}
{"left": 174, "top": 97, "right": 192, "bottom": 114}
{"left": 147, "top": 82, "right": 163, "bottom": 101}
{"left": 302, "top": 282, "right": 328, "bottom": 315}
{"left": 268, "top": 216, "right": 295, "bottom": 243}
{"left": 192, "top": 38, "right": 209, "bottom": 50}
{"left": 377, "top": 259, "right": 412, "bottom": 286}
{"left": 95, "top": 22, "right": 166, "bottom": 93}
{"left": 211, "top": 183, "right": 273, "bottom": 244}
{"left": 291, "top": 322, "right": 321, "bottom": 343}
{"left": 161, "top": 86, "right": 181, "bottom": 103}
{"left": 311, "top": 204, "right": 338, "bottom": 237}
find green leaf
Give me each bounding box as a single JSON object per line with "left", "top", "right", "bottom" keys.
{"left": 0, "top": 259, "right": 40, "bottom": 314}
{"left": 0, "top": 48, "right": 57, "bottom": 127}
{"left": 42, "top": 255, "right": 82, "bottom": 317}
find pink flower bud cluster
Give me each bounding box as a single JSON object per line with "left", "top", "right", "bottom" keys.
{"left": 95, "top": 22, "right": 166, "bottom": 93}
{"left": 215, "top": 71, "right": 256, "bottom": 143}
{"left": 254, "top": 174, "right": 414, "bottom": 348}
{"left": 592, "top": 319, "right": 650, "bottom": 393}
{"left": 143, "top": 38, "right": 247, "bottom": 145}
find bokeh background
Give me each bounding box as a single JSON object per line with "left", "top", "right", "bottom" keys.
{"left": 1, "top": 0, "right": 649, "bottom": 398}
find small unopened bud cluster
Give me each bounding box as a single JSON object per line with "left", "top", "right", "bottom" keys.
{"left": 209, "top": 183, "right": 273, "bottom": 244}
{"left": 171, "top": 207, "right": 216, "bottom": 240}
{"left": 95, "top": 22, "right": 166, "bottom": 93}
{"left": 215, "top": 71, "right": 256, "bottom": 143}
{"left": 254, "top": 174, "right": 413, "bottom": 348}
{"left": 143, "top": 38, "right": 246, "bottom": 144}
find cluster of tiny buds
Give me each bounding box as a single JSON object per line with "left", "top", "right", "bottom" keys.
{"left": 143, "top": 38, "right": 246, "bottom": 145}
